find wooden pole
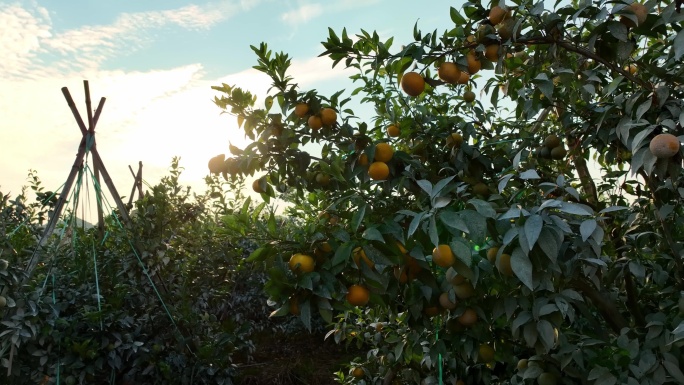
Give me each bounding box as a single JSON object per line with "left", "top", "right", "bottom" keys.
{"left": 85, "top": 81, "right": 105, "bottom": 239}
{"left": 23, "top": 88, "right": 106, "bottom": 281}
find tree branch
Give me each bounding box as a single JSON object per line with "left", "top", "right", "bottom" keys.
{"left": 571, "top": 277, "right": 628, "bottom": 334}
{"left": 623, "top": 265, "right": 646, "bottom": 327}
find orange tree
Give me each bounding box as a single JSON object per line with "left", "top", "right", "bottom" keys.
{"left": 211, "top": 0, "right": 684, "bottom": 383}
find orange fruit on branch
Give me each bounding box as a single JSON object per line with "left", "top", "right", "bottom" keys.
{"left": 308, "top": 115, "right": 323, "bottom": 130}
{"left": 289, "top": 253, "right": 315, "bottom": 274}
{"left": 649, "top": 133, "right": 680, "bottom": 158}
{"left": 401, "top": 72, "right": 425, "bottom": 96}
{"left": 346, "top": 284, "right": 370, "bottom": 306}
{"left": 489, "top": 5, "right": 510, "bottom": 25}
{"left": 386, "top": 124, "right": 401, "bottom": 137}
{"left": 320, "top": 108, "right": 337, "bottom": 126}
{"left": 438, "top": 62, "right": 461, "bottom": 84}
{"left": 294, "top": 103, "right": 309, "bottom": 118}
{"left": 368, "top": 161, "right": 390, "bottom": 180}
{"left": 432, "top": 244, "right": 455, "bottom": 268}
{"left": 374, "top": 142, "right": 394, "bottom": 162}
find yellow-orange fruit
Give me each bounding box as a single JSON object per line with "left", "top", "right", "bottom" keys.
{"left": 485, "top": 44, "right": 500, "bottom": 61}
{"left": 457, "top": 307, "right": 478, "bottom": 326}
{"left": 294, "top": 103, "right": 309, "bottom": 118}
{"left": 387, "top": 124, "right": 400, "bottom": 137}
{"left": 499, "top": 253, "right": 513, "bottom": 276}
{"left": 358, "top": 153, "right": 369, "bottom": 166}
{"left": 252, "top": 179, "right": 265, "bottom": 193}
{"left": 368, "top": 161, "right": 390, "bottom": 180}
{"left": 353, "top": 247, "right": 375, "bottom": 269}
{"left": 466, "top": 51, "right": 481, "bottom": 74}
{"left": 401, "top": 72, "right": 425, "bottom": 97}
{"left": 438, "top": 62, "right": 461, "bottom": 84}
{"left": 346, "top": 284, "right": 370, "bottom": 306}
{"left": 621, "top": 3, "right": 648, "bottom": 28}
{"left": 374, "top": 142, "right": 394, "bottom": 162}
{"left": 308, "top": 115, "right": 323, "bottom": 130}
{"left": 457, "top": 71, "right": 470, "bottom": 84}
{"left": 446, "top": 133, "right": 464, "bottom": 148}
{"left": 432, "top": 244, "right": 455, "bottom": 268}
{"left": 489, "top": 5, "right": 510, "bottom": 25}
{"left": 649, "top": 133, "right": 680, "bottom": 158}
{"left": 463, "top": 91, "right": 476, "bottom": 103}
{"left": 320, "top": 108, "right": 337, "bottom": 126}
{"left": 289, "top": 253, "right": 315, "bottom": 273}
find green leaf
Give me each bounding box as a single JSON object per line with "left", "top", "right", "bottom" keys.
{"left": 351, "top": 203, "right": 367, "bottom": 232}
{"left": 450, "top": 238, "right": 472, "bottom": 267}
{"left": 537, "top": 228, "right": 559, "bottom": 263}
{"left": 519, "top": 169, "right": 540, "bottom": 180}
{"left": 362, "top": 227, "right": 384, "bottom": 242}
{"left": 511, "top": 247, "right": 534, "bottom": 290}
{"left": 603, "top": 76, "right": 624, "bottom": 96}
{"left": 449, "top": 6, "right": 466, "bottom": 24}
{"left": 674, "top": 29, "right": 684, "bottom": 61}
{"left": 580, "top": 219, "right": 597, "bottom": 242}
{"left": 460, "top": 210, "right": 486, "bottom": 245}
{"left": 537, "top": 319, "right": 555, "bottom": 350}
{"left": 524, "top": 214, "right": 543, "bottom": 249}
{"left": 468, "top": 199, "right": 496, "bottom": 218}
{"left": 558, "top": 202, "right": 593, "bottom": 216}
{"left": 332, "top": 242, "right": 354, "bottom": 266}
{"left": 299, "top": 300, "right": 312, "bottom": 331}
{"left": 428, "top": 216, "right": 439, "bottom": 247}
{"left": 408, "top": 211, "right": 426, "bottom": 238}
{"left": 440, "top": 211, "right": 468, "bottom": 233}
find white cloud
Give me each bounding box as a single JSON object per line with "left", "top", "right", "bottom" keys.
{"left": 0, "top": 1, "right": 356, "bottom": 214}
{"left": 281, "top": 3, "right": 323, "bottom": 26}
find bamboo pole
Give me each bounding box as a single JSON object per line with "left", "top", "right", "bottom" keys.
{"left": 85, "top": 81, "right": 106, "bottom": 239}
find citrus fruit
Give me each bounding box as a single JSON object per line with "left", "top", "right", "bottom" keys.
{"left": 294, "top": 103, "right": 309, "bottom": 118}
{"left": 457, "top": 307, "right": 478, "bottom": 327}
{"left": 252, "top": 179, "right": 265, "bottom": 193}
{"left": 401, "top": 72, "right": 425, "bottom": 96}
{"left": 289, "top": 298, "right": 300, "bottom": 315}
{"left": 308, "top": 115, "right": 323, "bottom": 130}
{"left": 438, "top": 62, "right": 461, "bottom": 84}
{"left": 550, "top": 146, "right": 567, "bottom": 160}
{"left": 621, "top": 3, "right": 648, "bottom": 28}
{"left": 463, "top": 91, "right": 476, "bottom": 103}
{"left": 537, "top": 372, "right": 557, "bottom": 385}
{"left": 439, "top": 292, "right": 457, "bottom": 310}
{"left": 517, "top": 358, "right": 528, "bottom": 370}
{"left": 473, "top": 182, "right": 489, "bottom": 197}
{"left": 649, "top": 133, "right": 680, "bottom": 158}
{"left": 315, "top": 173, "right": 331, "bottom": 186}
{"left": 394, "top": 266, "right": 409, "bottom": 283}
{"left": 489, "top": 5, "right": 510, "bottom": 25}
{"left": 499, "top": 253, "right": 513, "bottom": 276}
{"left": 432, "top": 244, "right": 455, "bottom": 267}
{"left": 208, "top": 154, "right": 226, "bottom": 174}
{"left": 543, "top": 134, "right": 561, "bottom": 148}
{"left": 466, "top": 51, "right": 481, "bottom": 74}
{"left": 318, "top": 242, "right": 333, "bottom": 253}
{"left": 346, "top": 284, "right": 370, "bottom": 306}
{"left": 498, "top": 18, "right": 519, "bottom": 41}
{"left": 624, "top": 64, "right": 638, "bottom": 74}
{"left": 0, "top": 296, "right": 6, "bottom": 308}
{"left": 353, "top": 247, "right": 375, "bottom": 269}
{"left": 479, "top": 344, "right": 495, "bottom": 363}
{"left": 358, "top": 153, "right": 369, "bottom": 166}
{"left": 457, "top": 71, "right": 470, "bottom": 84}
{"left": 487, "top": 246, "right": 499, "bottom": 263}
{"left": 375, "top": 142, "right": 394, "bottom": 162}
{"left": 352, "top": 367, "right": 365, "bottom": 378}
{"left": 368, "top": 161, "right": 390, "bottom": 180}
{"left": 453, "top": 282, "right": 475, "bottom": 299}
{"left": 485, "top": 44, "right": 500, "bottom": 61}
{"left": 320, "top": 108, "right": 337, "bottom": 125}
{"left": 424, "top": 305, "right": 441, "bottom": 316}
{"left": 387, "top": 124, "right": 401, "bottom": 137}
{"left": 446, "top": 133, "right": 464, "bottom": 148}
{"left": 289, "top": 253, "right": 315, "bottom": 273}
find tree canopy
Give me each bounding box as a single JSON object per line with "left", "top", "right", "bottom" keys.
{"left": 212, "top": 0, "right": 684, "bottom": 383}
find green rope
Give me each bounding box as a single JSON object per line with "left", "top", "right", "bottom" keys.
{"left": 52, "top": 274, "right": 61, "bottom": 385}
{"left": 91, "top": 238, "right": 103, "bottom": 331}
{"left": 437, "top": 319, "right": 442, "bottom": 385}
{"left": 83, "top": 166, "right": 187, "bottom": 344}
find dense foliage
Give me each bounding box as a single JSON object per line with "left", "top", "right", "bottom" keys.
{"left": 211, "top": 0, "right": 684, "bottom": 384}
{"left": 0, "top": 161, "right": 304, "bottom": 384}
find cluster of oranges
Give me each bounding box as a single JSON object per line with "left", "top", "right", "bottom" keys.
{"left": 399, "top": 4, "right": 517, "bottom": 101}
{"left": 293, "top": 102, "right": 338, "bottom": 130}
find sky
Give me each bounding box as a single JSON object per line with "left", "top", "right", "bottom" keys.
{"left": 0, "top": 0, "right": 456, "bottom": 217}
